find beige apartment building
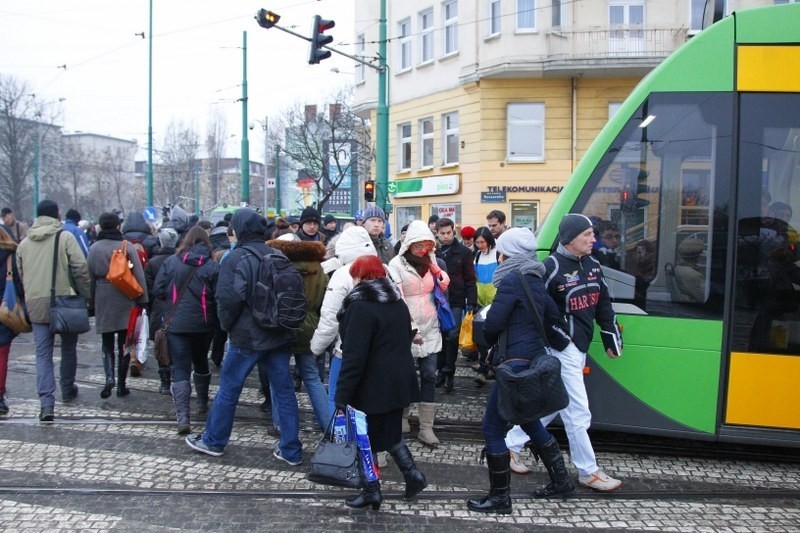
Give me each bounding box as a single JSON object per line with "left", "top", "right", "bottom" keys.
{"left": 352, "top": 0, "right": 771, "bottom": 232}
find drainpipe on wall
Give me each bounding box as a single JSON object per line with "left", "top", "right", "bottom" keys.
{"left": 572, "top": 77, "right": 578, "bottom": 173}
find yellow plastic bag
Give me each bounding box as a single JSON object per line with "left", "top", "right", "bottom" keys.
{"left": 459, "top": 311, "right": 477, "bottom": 351}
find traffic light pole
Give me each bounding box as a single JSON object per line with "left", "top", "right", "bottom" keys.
{"left": 376, "top": 0, "right": 388, "bottom": 211}
{"left": 241, "top": 30, "right": 250, "bottom": 205}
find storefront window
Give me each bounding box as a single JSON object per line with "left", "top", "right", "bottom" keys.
{"left": 511, "top": 201, "right": 540, "bottom": 231}
{"left": 430, "top": 203, "right": 462, "bottom": 227}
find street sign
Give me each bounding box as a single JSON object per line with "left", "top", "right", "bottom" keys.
{"left": 387, "top": 180, "right": 397, "bottom": 195}
{"left": 143, "top": 206, "right": 158, "bottom": 222}
{"left": 481, "top": 191, "right": 506, "bottom": 203}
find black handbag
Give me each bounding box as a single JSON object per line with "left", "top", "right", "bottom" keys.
{"left": 49, "top": 231, "right": 90, "bottom": 335}
{"left": 307, "top": 415, "right": 363, "bottom": 489}
{"left": 495, "top": 273, "right": 569, "bottom": 424}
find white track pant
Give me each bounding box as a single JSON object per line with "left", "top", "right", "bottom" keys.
{"left": 505, "top": 342, "right": 598, "bottom": 476}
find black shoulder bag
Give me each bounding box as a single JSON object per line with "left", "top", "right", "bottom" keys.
{"left": 495, "top": 272, "right": 569, "bottom": 424}
{"left": 49, "top": 231, "right": 91, "bottom": 334}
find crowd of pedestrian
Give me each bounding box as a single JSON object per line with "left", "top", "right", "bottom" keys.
{"left": 0, "top": 201, "right": 624, "bottom": 513}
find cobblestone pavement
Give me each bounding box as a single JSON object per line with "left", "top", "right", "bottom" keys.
{"left": 1, "top": 332, "right": 799, "bottom": 532}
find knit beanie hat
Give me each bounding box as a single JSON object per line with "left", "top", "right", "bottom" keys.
{"left": 496, "top": 227, "right": 537, "bottom": 257}
{"left": 299, "top": 206, "right": 320, "bottom": 225}
{"left": 37, "top": 199, "right": 59, "bottom": 219}
{"left": 558, "top": 213, "right": 594, "bottom": 245}
{"left": 323, "top": 214, "right": 336, "bottom": 225}
{"left": 460, "top": 225, "right": 476, "bottom": 239}
{"left": 158, "top": 228, "right": 179, "bottom": 249}
{"left": 65, "top": 209, "right": 81, "bottom": 223}
{"left": 362, "top": 206, "right": 386, "bottom": 222}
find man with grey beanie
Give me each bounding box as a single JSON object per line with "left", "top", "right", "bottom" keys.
{"left": 506, "top": 213, "right": 623, "bottom": 492}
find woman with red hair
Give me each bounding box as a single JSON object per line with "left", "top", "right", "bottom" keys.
{"left": 334, "top": 255, "right": 426, "bottom": 510}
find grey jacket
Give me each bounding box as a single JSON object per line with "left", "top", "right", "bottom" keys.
{"left": 87, "top": 239, "right": 148, "bottom": 334}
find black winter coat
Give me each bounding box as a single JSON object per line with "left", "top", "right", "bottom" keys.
{"left": 144, "top": 246, "right": 175, "bottom": 337}
{"left": 335, "top": 277, "right": 420, "bottom": 414}
{"left": 483, "top": 271, "right": 570, "bottom": 365}
{"left": 436, "top": 240, "right": 477, "bottom": 308}
{"left": 153, "top": 243, "right": 218, "bottom": 334}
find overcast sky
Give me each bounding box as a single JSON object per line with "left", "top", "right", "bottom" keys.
{"left": 0, "top": 0, "right": 357, "bottom": 160}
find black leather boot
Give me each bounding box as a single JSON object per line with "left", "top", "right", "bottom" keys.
{"left": 466, "top": 449, "right": 512, "bottom": 514}
{"left": 158, "top": 367, "right": 172, "bottom": 395}
{"left": 100, "top": 349, "right": 115, "bottom": 399}
{"left": 532, "top": 437, "right": 576, "bottom": 499}
{"left": 444, "top": 373, "right": 454, "bottom": 393}
{"left": 116, "top": 352, "right": 131, "bottom": 397}
{"left": 389, "top": 441, "right": 428, "bottom": 499}
{"left": 345, "top": 481, "right": 382, "bottom": 510}
{"left": 193, "top": 372, "right": 211, "bottom": 415}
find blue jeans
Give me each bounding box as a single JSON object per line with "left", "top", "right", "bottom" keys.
{"left": 272, "top": 352, "right": 331, "bottom": 431}
{"left": 202, "top": 344, "right": 302, "bottom": 463}
{"left": 442, "top": 306, "right": 464, "bottom": 375}
{"left": 418, "top": 353, "right": 437, "bottom": 402}
{"left": 32, "top": 323, "right": 78, "bottom": 408}
{"left": 327, "top": 354, "right": 342, "bottom": 415}
{"left": 483, "top": 361, "right": 551, "bottom": 454}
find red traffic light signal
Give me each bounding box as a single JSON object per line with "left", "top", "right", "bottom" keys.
{"left": 255, "top": 9, "right": 280, "bottom": 29}
{"left": 364, "top": 180, "right": 376, "bottom": 202}
{"left": 308, "top": 15, "right": 335, "bottom": 65}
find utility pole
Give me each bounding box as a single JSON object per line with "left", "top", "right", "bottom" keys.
{"left": 240, "top": 30, "right": 250, "bottom": 206}
{"left": 376, "top": 0, "right": 388, "bottom": 211}
{"left": 147, "top": 0, "right": 154, "bottom": 206}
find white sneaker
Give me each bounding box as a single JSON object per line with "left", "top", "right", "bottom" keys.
{"left": 579, "top": 469, "right": 622, "bottom": 491}
{"left": 509, "top": 450, "right": 530, "bottom": 475}
{"left": 273, "top": 448, "right": 303, "bottom": 467}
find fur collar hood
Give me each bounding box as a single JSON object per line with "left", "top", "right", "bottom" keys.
{"left": 267, "top": 239, "right": 326, "bottom": 263}
{"left": 0, "top": 225, "right": 18, "bottom": 252}
{"left": 337, "top": 277, "right": 401, "bottom": 321}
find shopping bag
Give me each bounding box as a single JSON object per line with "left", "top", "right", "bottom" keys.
{"left": 347, "top": 406, "right": 379, "bottom": 483}
{"left": 307, "top": 413, "right": 363, "bottom": 489}
{"left": 135, "top": 309, "right": 149, "bottom": 364}
{"left": 432, "top": 277, "right": 456, "bottom": 333}
{"left": 0, "top": 256, "right": 31, "bottom": 334}
{"left": 458, "top": 311, "right": 476, "bottom": 351}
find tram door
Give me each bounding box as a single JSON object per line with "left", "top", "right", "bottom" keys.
{"left": 726, "top": 92, "right": 800, "bottom": 431}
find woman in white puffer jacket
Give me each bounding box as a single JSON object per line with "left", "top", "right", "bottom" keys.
{"left": 311, "top": 226, "right": 378, "bottom": 413}
{"left": 388, "top": 220, "right": 450, "bottom": 446}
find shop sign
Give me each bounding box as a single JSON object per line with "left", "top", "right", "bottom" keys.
{"left": 486, "top": 185, "right": 564, "bottom": 193}
{"left": 393, "top": 174, "right": 459, "bottom": 198}
{"left": 437, "top": 205, "right": 457, "bottom": 219}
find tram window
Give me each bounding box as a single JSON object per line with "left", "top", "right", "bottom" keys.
{"left": 569, "top": 92, "right": 733, "bottom": 319}
{"left": 733, "top": 94, "right": 800, "bottom": 354}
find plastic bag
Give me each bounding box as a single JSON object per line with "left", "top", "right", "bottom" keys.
{"left": 459, "top": 311, "right": 476, "bottom": 351}
{"left": 136, "top": 309, "right": 149, "bottom": 364}
{"left": 347, "top": 406, "right": 380, "bottom": 482}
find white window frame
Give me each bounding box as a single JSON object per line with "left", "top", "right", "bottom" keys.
{"left": 419, "top": 117, "right": 434, "bottom": 169}
{"left": 608, "top": 102, "right": 623, "bottom": 119}
{"left": 443, "top": 0, "right": 459, "bottom": 57}
{"left": 399, "top": 123, "right": 412, "bottom": 171}
{"left": 420, "top": 9, "right": 435, "bottom": 64}
{"left": 689, "top": 0, "right": 731, "bottom": 34}
{"left": 355, "top": 33, "right": 366, "bottom": 84}
{"left": 516, "top": 0, "right": 536, "bottom": 32}
{"left": 442, "top": 112, "right": 459, "bottom": 165}
{"left": 487, "top": 0, "right": 501, "bottom": 37}
{"left": 507, "top": 102, "right": 545, "bottom": 162}
{"left": 398, "top": 18, "right": 412, "bottom": 72}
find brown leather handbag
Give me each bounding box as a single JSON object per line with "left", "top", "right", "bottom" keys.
{"left": 106, "top": 240, "right": 144, "bottom": 299}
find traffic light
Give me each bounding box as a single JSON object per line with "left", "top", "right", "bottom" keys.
{"left": 364, "top": 180, "right": 375, "bottom": 202}
{"left": 255, "top": 9, "right": 280, "bottom": 29}
{"left": 308, "top": 15, "right": 335, "bottom": 65}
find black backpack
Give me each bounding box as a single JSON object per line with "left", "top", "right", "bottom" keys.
{"left": 241, "top": 245, "right": 307, "bottom": 330}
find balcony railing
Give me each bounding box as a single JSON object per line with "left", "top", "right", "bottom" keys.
{"left": 545, "top": 27, "right": 689, "bottom": 60}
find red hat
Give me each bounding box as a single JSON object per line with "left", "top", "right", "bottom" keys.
{"left": 460, "top": 225, "right": 476, "bottom": 239}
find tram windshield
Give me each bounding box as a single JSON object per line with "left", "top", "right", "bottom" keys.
{"left": 571, "top": 93, "right": 734, "bottom": 319}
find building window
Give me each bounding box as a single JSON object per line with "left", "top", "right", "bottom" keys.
{"left": 443, "top": 0, "right": 459, "bottom": 56}
{"left": 508, "top": 103, "right": 545, "bottom": 162}
{"left": 399, "top": 123, "right": 412, "bottom": 171}
{"left": 355, "top": 33, "right": 366, "bottom": 83}
{"left": 419, "top": 118, "right": 434, "bottom": 168}
{"left": 442, "top": 112, "right": 459, "bottom": 165}
{"left": 609, "top": 102, "right": 623, "bottom": 119}
{"left": 690, "top": 0, "right": 731, "bottom": 33}
{"left": 398, "top": 18, "right": 412, "bottom": 71}
{"left": 511, "top": 201, "right": 540, "bottom": 232}
{"left": 610, "top": 1, "right": 644, "bottom": 41}
{"left": 552, "top": 0, "right": 564, "bottom": 28}
{"left": 420, "top": 9, "right": 434, "bottom": 63}
{"left": 488, "top": 0, "right": 501, "bottom": 36}
{"left": 517, "top": 0, "right": 536, "bottom": 31}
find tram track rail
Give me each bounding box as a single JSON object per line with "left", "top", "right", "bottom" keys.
{"left": 0, "top": 485, "right": 798, "bottom": 502}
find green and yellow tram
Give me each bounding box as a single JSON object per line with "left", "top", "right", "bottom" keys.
{"left": 537, "top": 2, "right": 800, "bottom": 447}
